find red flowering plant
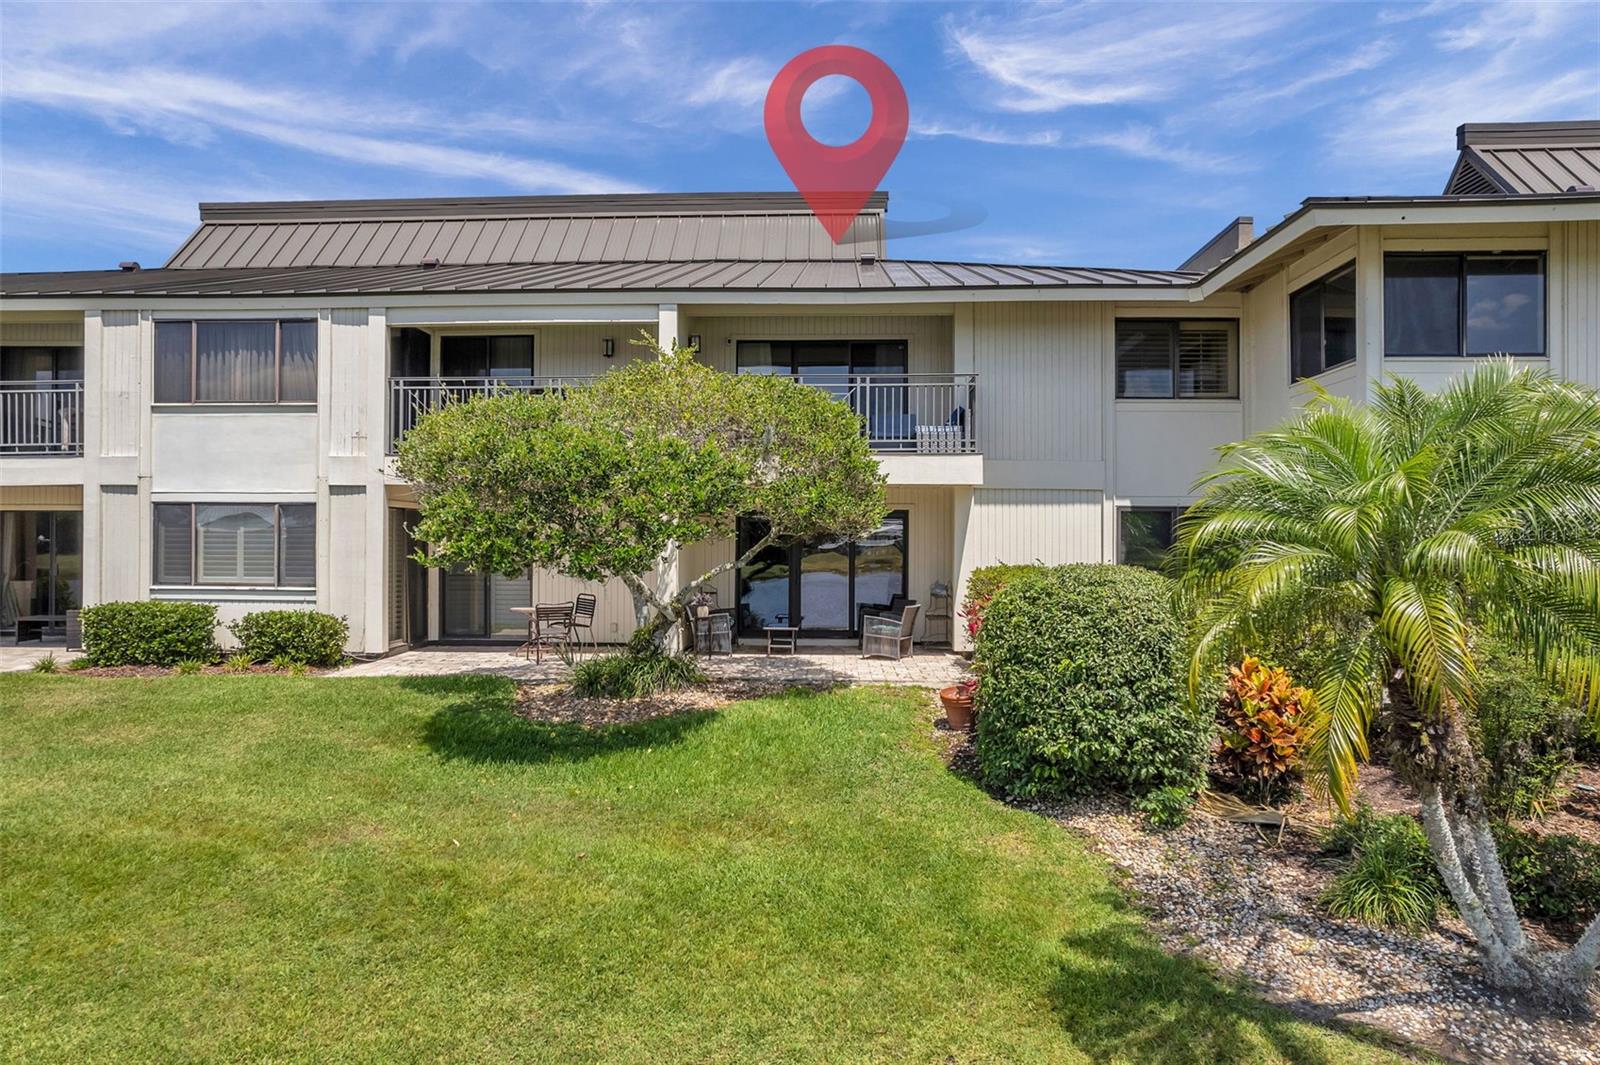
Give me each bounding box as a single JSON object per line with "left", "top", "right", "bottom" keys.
{"left": 1214, "top": 655, "right": 1311, "bottom": 804}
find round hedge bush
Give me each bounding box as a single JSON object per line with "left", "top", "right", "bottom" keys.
{"left": 973, "top": 564, "right": 1207, "bottom": 799}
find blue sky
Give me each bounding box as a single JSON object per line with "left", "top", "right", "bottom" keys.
{"left": 1, "top": 0, "right": 1596, "bottom": 273}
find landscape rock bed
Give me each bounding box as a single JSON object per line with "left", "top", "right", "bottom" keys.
{"left": 937, "top": 724, "right": 1598, "bottom": 1065}
{"left": 514, "top": 676, "right": 837, "bottom": 727}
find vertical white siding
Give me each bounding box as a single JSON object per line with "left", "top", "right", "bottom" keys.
{"left": 528, "top": 570, "right": 636, "bottom": 644}
{"left": 99, "top": 310, "right": 140, "bottom": 457}
{"left": 98, "top": 485, "right": 141, "bottom": 602}
{"left": 962, "top": 488, "right": 1104, "bottom": 568}
{"left": 328, "top": 308, "right": 369, "bottom": 456}
{"left": 1558, "top": 220, "right": 1600, "bottom": 387}
{"left": 538, "top": 323, "right": 656, "bottom": 376}
{"left": 328, "top": 486, "right": 368, "bottom": 647}
{"left": 971, "top": 302, "right": 1102, "bottom": 462}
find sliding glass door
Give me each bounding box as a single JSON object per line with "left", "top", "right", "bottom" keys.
{"left": 736, "top": 511, "right": 907, "bottom": 637}
{"left": 442, "top": 565, "right": 531, "bottom": 639}
{"left": 0, "top": 511, "right": 82, "bottom": 641}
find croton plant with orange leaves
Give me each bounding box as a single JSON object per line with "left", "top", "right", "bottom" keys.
{"left": 1215, "top": 656, "right": 1313, "bottom": 803}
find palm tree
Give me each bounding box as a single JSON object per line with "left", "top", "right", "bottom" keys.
{"left": 1176, "top": 362, "right": 1600, "bottom": 1005}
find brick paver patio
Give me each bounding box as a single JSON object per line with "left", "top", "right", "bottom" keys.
{"left": 329, "top": 645, "right": 969, "bottom": 688}
{"left": 0, "top": 647, "right": 82, "bottom": 672}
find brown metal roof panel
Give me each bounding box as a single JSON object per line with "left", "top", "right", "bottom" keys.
{"left": 185, "top": 224, "right": 239, "bottom": 268}
{"left": 459, "top": 218, "right": 506, "bottom": 262}
{"left": 529, "top": 218, "right": 569, "bottom": 260}
{"left": 250, "top": 223, "right": 299, "bottom": 268}
{"left": 502, "top": 218, "right": 551, "bottom": 262}
{"left": 359, "top": 221, "right": 406, "bottom": 265}
{"left": 219, "top": 222, "right": 275, "bottom": 265}
{"left": 329, "top": 222, "right": 383, "bottom": 267}
{"left": 212, "top": 224, "right": 267, "bottom": 268}
{"left": 483, "top": 218, "right": 522, "bottom": 262}
{"left": 551, "top": 218, "right": 592, "bottom": 261}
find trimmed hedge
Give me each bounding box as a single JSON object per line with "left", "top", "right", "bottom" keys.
{"left": 80, "top": 600, "right": 218, "bottom": 666}
{"left": 973, "top": 564, "right": 1207, "bottom": 798}
{"left": 961, "top": 563, "right": 1045, "bottom": 641}
{"left": 229, "top": 610, "right": 349, "bottom": 666}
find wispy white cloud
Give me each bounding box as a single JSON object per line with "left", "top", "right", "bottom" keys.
{"left": 911, "top": 120, "right": 1060, "bottom": 146}
{"left": 1, "top": 61, "right": 646, "bottom": 193}
{"left": 946, "top": 4, "right": 1300, "bottom": 112}
{"left": 1073, "top": 124, "right": 1243, "bottom": 173}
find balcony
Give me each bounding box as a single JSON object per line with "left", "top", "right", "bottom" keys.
{"left": 1, "top": 381, "right": 83, "bottom": 455}
{"left": 387, "top": 373, "right": 979, "bottom": 455}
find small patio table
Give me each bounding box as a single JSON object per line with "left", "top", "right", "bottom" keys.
{"left": 764, "top": 625, "right": 799, "bottom": 656}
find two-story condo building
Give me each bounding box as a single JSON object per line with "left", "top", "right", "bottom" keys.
{"left": 3, "top": 120, "right": 1597, "bottom": 654}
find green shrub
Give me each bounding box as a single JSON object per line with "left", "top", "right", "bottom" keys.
{"left": 1132, "top": 785, "right": 1194, "bottom": 829}
{"left": 223, "top": 652, "right": 254, "bottom": 674}
{"left": 175, "top": 659, "right": 205, "bottom": 675}
{"left": 1495, "top": 825, "right": 1600, "bottom": 930}
{"left": 1318, "top": 803, "right": 1378, "bottom": 858}
{"left": 30, "top": 653, "right": 58, "bottom": 674}
{"left": 80, "top": 600, "right": 218, "bottom": 666}
{"left": 1473, "top": 636, "right": 1585, "bottom": 820}
{"left": 1320, "top": 813, "right": 1444, "bottom": 930}
{"left": 961, "top": 563, "right": 1044, "bottom": 642}
{"left": 229, "top": 610, "right": 348, "bottom": 667}
{"left": 269, "top": 654, "right": 296, "bottom": 672}
{"left": 65, "top": 656, "right": 91, "bottom": 671}
{"left": 973, "top": 564, "right": 1208, "bottom": 799}
{"left": 572, "top": 649, "right": 706, "bottom": 699}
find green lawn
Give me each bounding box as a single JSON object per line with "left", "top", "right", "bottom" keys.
{"left": 1, "top": 676, "right": 1410, "bottom": 1064}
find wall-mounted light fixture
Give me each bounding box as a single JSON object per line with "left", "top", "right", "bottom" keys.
{"left": 687, "top": 334, "right": 702, "bottom": 351}
{"left": 602, "top": 337, "right": 615, "bottom": 358}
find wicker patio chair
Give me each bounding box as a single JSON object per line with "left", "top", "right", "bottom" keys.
{"left": 860, "top": 602, "right": 921, "bottom": 661}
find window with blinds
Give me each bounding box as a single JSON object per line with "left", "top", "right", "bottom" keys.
{"left": 1115, "top": 320, "right": 1238, "bottom": 398}
{"left": 152, "top": 503, "right": 315, "bottom": 588}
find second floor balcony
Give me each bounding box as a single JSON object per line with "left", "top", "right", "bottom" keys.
{"left": 1, "top": 380, "right": 83, "bottom": 456}
{"left": 387, "top": 372, "right": 979, "bottom": 456}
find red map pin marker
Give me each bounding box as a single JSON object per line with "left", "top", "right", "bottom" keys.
{"left": 764, "top": 46, "right": 908, "bottom": 244}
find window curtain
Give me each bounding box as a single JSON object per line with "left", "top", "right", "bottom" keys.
{"left": 154, "top": 322, "right": 193, "bottom": 402}
{"left": 279, "top": 321, "right": 317, "bottom": 401}
{"left": 196, "top": 322, "right": 276, "bottom": 403}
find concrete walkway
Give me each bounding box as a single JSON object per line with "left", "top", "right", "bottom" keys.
{"left": 0, "top": 646, "right": 82, "bottom": 672}
{"left": 329, "top": 645, "right": 969, "bottom": 689}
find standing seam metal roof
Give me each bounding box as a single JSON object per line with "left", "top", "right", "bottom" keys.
{"left": 0, "top": 259, "right": 1201, "bottom": 297}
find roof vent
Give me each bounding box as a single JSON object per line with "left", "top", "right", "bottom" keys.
{"left": 859, "top": 252, "right": 878, "bottom": 267}
{"left": 419, "top": 257, "right": 441, "bottom": 269}
{"left": 118, "top": 261, "right": 141, "bottom": 271}
{"left": 1568, "top": 184, "right": 1596, "bottom": 193}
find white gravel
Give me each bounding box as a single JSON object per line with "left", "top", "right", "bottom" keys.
{"left": 1027, "top": 795, "right": 1599, "bottom": 1065}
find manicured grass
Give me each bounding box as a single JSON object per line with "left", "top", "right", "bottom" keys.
{"left": 1, "top": 676, "right": 1410, "bottom": 1064}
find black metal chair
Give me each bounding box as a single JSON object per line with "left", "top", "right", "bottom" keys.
{"left": 522, "top": 603, "right": 573, "bottom": 663}
{"left": 571, "top": 593, "right": 598, "bottom": 655}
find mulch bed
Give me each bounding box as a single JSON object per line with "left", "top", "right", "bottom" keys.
{"left": 933, "top": 718, "right": 1600, "bottom": 1065}
{"left": 512, "top": 675, "right": 839, "bottom": 728}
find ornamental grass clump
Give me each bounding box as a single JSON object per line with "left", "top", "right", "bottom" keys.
{"left": 571, "top": 649, "right": 707, "bottom": 699}
{"left": 1214, "top": 656, "right": 1310, "bottom": 804}
{"left": 1320, "top": 813, "right": 1445, "bottom": 931}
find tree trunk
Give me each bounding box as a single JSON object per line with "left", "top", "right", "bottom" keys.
{"left": 1388, "top": 672, "right": 1598, "bottom": 1009}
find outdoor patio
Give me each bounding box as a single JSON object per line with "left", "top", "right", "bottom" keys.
{"left": 328, "top": 645, "right": 969, "bottom": 688}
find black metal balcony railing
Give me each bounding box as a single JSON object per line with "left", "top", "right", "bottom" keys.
{"left": 0, "top": 380, "right": 83, "bottom": 455}
{"left": 387, "top": 373, "right": 979, "bottom": 455}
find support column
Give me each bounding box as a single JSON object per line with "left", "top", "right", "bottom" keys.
{"left": 1355, "top": 226, "right": 1384, "bottom": 401}
{"left": 657, "top": 303, "right": 680, "bottom": 351}
{"left": 951, "top": 486, "right": 975, "bottom": 652}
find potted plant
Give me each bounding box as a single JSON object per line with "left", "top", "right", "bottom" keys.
{"left": 939, "top": 677, "right": 978, "bottom": 731}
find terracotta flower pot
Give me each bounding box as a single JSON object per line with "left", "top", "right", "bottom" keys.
{"left": 939, "top": 684, "right": 976, "bottom": 732}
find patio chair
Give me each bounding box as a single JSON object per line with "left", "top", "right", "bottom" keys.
{"left": 570, "top": 593, "right": 598, "bottom": 655}
{"left": 860, "top": 602, "right": 921, "bottom": 661}
{"left": 523, "top": 603, "right": 574, "bottom": 664}
{"left": 856, "top": 593, "right": 911, "bottom": 636}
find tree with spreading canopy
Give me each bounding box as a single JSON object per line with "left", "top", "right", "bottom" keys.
{"left": 1176, "top": 362, "right": 1600, "bottom": 1005}
{"left": 394, "top": 335, "right": 888, "bottom": 649}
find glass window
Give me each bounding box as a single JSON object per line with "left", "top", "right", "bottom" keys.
{"left": 197, "top": 505, "right": 276, "bottom": 584}
{"left": 1290, "top": 264, "right": 1358, "bottom": 381}
{"left": 1119, "top": 508, "right": 1177, "bottom": 570}
{"left": 1384, "top": 256, "right": 1459, "bottom": 357}
{"left": 1466, "top": 256, "right": 1544, "bottom": 355}
{"left": 1384, "top": 253, "right": 1546, "bottom": 358}
{"left": 153, "top": 504, "right": 194, "bottom": 585}
{"left": 152, "top": 503, "right": 315, "bottom": 588}
{"left": 1115, "top": 320, "right": 1238, "bottom": 398}
{"left": 153, "top": 319, "right": 317, "bottom": 403}
{"left": 278, "top": 504, "right": 316, "bottom": 587}
{"left": 438, "top": 334, "right": 534, "bottom": 378}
